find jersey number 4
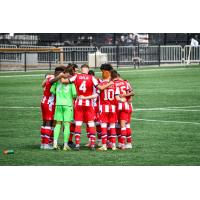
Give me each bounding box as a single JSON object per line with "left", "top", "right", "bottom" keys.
{"left": 79, "top": 80, "right": 86, "bottom": 92}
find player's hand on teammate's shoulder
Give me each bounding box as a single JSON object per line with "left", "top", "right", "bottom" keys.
{"left": 78, "top": 95, "right": 85, "bottom": 100}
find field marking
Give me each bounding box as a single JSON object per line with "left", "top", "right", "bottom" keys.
{"left": 0, "top": 67, "right": 199, "bottom": 78}
{"left": 132, "top": 117, "right": 200, "bottom": 125}
{"left": 1, "top": 105, "right": 200, "bottom": 112}
{"left": 134, "top": 108, "right": 200, "bottom": 112}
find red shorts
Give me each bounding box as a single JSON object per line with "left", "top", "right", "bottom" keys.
{"left": 74, "top": 105, "right": 95, "bottom": 122}
{"left": 117, "top": 110, "right": 129, "bottom": 122}
{"left": 99, "top": 112, "right": 117, "bottom": 123}
{"left": 41, "top": 103, "right": 55, "bottom": 121}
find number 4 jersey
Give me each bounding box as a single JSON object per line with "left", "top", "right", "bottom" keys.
{"left": 69, "top": 73, "right": 98, "bottom": 106}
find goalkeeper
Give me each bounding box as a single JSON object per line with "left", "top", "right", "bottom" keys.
{"left": 50, "top": 66, "right": 77, "bottom": 150}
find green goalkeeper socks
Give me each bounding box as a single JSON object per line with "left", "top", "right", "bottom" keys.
{"left": 54, "top": 123, "right": 61, "bottom": 141}
{"left": 63, "top": 122, "right": 70, "bottom": 143}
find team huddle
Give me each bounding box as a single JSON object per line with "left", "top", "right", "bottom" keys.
{"left": 40, "top": 63, "right": 135, "bottom": 151}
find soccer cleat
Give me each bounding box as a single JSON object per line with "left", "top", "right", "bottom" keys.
{"left": 112, "top": 144, "right": 117, "bottom": 151}
{"left": 40, "top": 144, "right": 44, "bottom": 149}
{"left": 53, "top": 144, "right": 60, "bottom": 150}
{"left": 117, "top": 143, "right": 122, "bottom": 148}
{"left": 63, "top": 145, "right": 71, "bottom": 151}
{"left": 68, "top": 141, "right": 76, "bottom": 148}
{"left": 74, "top": 145, "right": 80, "bottom": 151}
{"left": 125, "top": 143, "right": 133, "bottom": 149}
{"left": 97, "top": 146, "right": 107, "bottom": 151}
{"left": 118, "top": 144, "right": 126, "bottom": 150}
{"left": 43, "top": 144, "right": 53, "bottom": 150}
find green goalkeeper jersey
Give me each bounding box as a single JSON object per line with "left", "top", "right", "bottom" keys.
{"left": 50, "top": 81, "right": 77, "bottom": 106}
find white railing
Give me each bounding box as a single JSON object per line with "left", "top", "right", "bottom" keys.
{"left": 184, "top": 45, "right": 200, "bottom": 63}
{"left": 62, "top": 46, "right": 96, "bottom": 63}
{"left": 0, "top": 44, "right": 200, "bottom": 66}
{"left": 160, "top": 45, "right": 182, "bottom": 63}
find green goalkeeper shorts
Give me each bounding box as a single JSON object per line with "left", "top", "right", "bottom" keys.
{"left": 54, "top": 105, "right": 73, "bottom": 122}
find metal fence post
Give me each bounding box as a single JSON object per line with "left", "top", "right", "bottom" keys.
{"left": 24, "top": 52, "right": 27, "bottom": 72}
{"left": 158, "top": 44, "right": 161, "bottom": 67}
{"left": 137, "top": 43, "right": 140, "bottom": 68}
{"left": 49, "top": 51, "right": 52, "bottom": 71}
{"left": 116, "top": 45, "right": 119, "bottom": 69}
{"left": 95, "top": 46, "right": 97, "bottom": 68}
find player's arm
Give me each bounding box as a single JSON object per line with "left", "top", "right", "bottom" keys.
{"left": 50, "top": 83, "right": 57, "bottom": 95}
{"left": 115, "top": 87, "right": 126, "bottom": 103}
{"left": 61, "top": 74, "right": 77, "bottom": 84}
{"left": 78, "top": 94, "right": 98, "bottom": 100}
{"left": 49, "top": 73, "right": 65, "bottom": 84}
{"left": 71, "top": 83, "right": 77, "bottom": 99}
{"left": 120, "top": 90, "right": 135, "bottom": 97}
{"left": 96, "top": 81, "right": 114, "bottom": 91}
{"left": 42, "top": 79, "right": 46, "bottom": 88}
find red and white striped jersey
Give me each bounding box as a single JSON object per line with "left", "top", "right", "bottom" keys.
{"left": 114, "top": 79, "right": 130, "bottom": 111}
{"left": 41, "top": 77, "right": 55, "bottom": 107}
{"left": 124, "top": 79, "right": 133, "bottom": 111}
{"left": 98, "top": 80, "right": 118, "bottom": 113}
{"left": 69, "top": 73, "right": 98, "bottom": 106}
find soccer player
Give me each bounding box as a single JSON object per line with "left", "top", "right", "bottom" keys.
{"left": 87, "top": 69, "right": 102, "bottom": 147}
{"left": 120, "top": 79, "right": 135, "bottom": 149}
{"left": 50, "top": 67, "right": 77, "bottom": 150}
{"left": 111, "top": 70, "right": 130, "bottom": 150}
{"left": 60, "top": 64, "right": 113, "bottom": 150}
{"left": 40, "top": 67, "right": 65, "bottom": 149}
{"left": 97, "top": 64, "right": 120, "bottom": 151}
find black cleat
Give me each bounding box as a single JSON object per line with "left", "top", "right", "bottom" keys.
{"left": 68, "top": 141, "right": 76, "bottom": 148}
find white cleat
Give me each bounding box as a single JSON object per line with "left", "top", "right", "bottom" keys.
{"left": 112, "top": 144, "right": 117, "bottom": 151}
{"left": 63, "top": 145, "right": 71, "bottom": 151}
{"left": 117, "top": 143, "right": 122, "bottom": 148}
{"left": 97, "top": 145, "right": 107, "bottom": 151}
{"left": 125, "top": 143, "right": 133, "bottom": 149}
{"left": 44, "top": 144, "right": 54, "bottom": 150}
{"left": 40, "top": 144, "right": 44, "bottom": 149}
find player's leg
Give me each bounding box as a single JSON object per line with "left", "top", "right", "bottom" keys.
{"left": 68, "top": 122, "right": 76, "bottom": 148}
{"left": 53, "top": 105, "right": 63, "bottom": 149}
{"left": 87, "top": 121, "right": 96, "bottom": 150}
{"left": 53, "top": 121, "right": 62, "bottom": 149}
{"left": 98, "top": 122, "right": 107, "bottom": 151}
{"left": 109, "top": 123, "right": 117, "bottom": 150}
{"left": 74, "top": 105, "right": 83, "bottom": 150}
{"left": 126, "top": 111, "right": 133, "bottom": 149}
{"left": 63, "top": 106, "right": 74, "bottom": 150}
{"left": 85, "top": 106, "right": 96, "bottom": 150}
{"left": 96, "top": 121, "right": 102, "bottom": 147}
{"left": 84, "top": 124, "right": 91, "bottom": 147}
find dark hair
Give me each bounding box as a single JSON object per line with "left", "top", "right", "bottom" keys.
{"left": 100, "top": 63, "right": 113, "bottom": 71}
{"left": 65, "top": 65, "right": 74, "bottom": 75}
{"left": 55, "top": 67, "right": 65, "bottom": 72}
{"left": 88, "top": 70, "right": 95, "bottom": 76}
{"left": 72, "top": 63, "right": 78, "bottom": 69}
{"left": 81, "top": 64, "right": 89, "bottom": 68}
{"left": 111, "top": 70, "right": 118, "bottom": 79}
{"left": 117, "top": 73, "right": 121, "bottom": 77}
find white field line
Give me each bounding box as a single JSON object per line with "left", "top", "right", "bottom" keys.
{"left": 0, "top": 106, "right": 199, "bottom": 125}
{"left": 0, "top": 67, "right": 198, "bottom": 78}
{"left": 0, "top": 105, "right": 200, "bottom": 111}
{"left": 134, "top": 108, "right": 200, "bottom": 112}
{"left": 131, "top": 117, "right": 200, "bottom": 125}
